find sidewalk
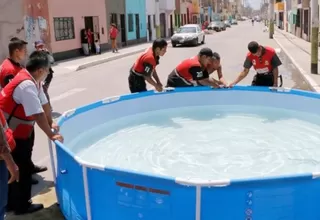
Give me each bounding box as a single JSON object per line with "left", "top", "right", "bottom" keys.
{"left": 53, "top": 39, "right": 171, "bottom": 76}
{"left": 273, "top": 28, "right": 320, "bottom": 92}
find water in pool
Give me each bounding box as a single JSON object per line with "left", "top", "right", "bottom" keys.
{"left": 72, "top": 105, "right": 320, "bottom": 180}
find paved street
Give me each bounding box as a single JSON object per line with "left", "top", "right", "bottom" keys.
{"left": 10, "top": 21, "right": 311, "bottom": 219}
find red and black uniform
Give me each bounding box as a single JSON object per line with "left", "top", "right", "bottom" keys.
{"left": 0, "top": 58, "right": 23, "bottom": 89}
{"left": 128, "top": 48, "right": 158, "bottom": 93}
{"left": 244, "top": 46, "right": 282, "bottom": 86}
{"left": 167, "top": 56, "right": 208, "bottom": 87}
{"left": 0, "top": 69, "right": 37, "bottom": 212}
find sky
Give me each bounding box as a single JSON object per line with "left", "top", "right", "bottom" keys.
{"left": 247, "top": 0, "right": 262, "bottom": 9}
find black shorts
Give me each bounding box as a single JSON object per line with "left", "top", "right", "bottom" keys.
{"left": 251, "top": 74, "right": 274, "bottom": 86}
{"left": 128, "top": 70, "right": 147, "bottom": 93}
{"left": 166, "top": 71, "right": 193, "bottom": 88}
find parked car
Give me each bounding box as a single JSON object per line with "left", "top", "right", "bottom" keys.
{"left": 219, "top": 21, "right": 227, "bottom": 31}
{"left": 231, "top": 19, "right": 238, "bottom": 25}
{"left": 171, "top": 24, "right": 205, "bottom": 47}
{"left": 224, "top": 20, "right": 231, "bottom": 28}
{"left": 207, "top": 21, "right": 221, "bottom": 32}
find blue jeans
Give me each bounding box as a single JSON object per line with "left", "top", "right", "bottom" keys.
{"left": 0, "top": 160, "right": 8, "bottom": 220}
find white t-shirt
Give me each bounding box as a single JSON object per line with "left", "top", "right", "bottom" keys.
{"left": 12, "top": 79, "right": 48, "bottom": 117}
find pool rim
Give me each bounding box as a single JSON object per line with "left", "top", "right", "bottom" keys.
{"left": 51, "top": 85, "right": 320, "bottom": 188}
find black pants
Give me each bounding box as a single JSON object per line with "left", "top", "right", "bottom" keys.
{"left": 166, "top": 72, "right": 193, "bottom": 88}
{"left": 7, "top": 130, "right": 35, "bottom": 212}
{"left": 251, "top": 74, "right": 274, "bottom": 86}
{"left": 128, "top": 71, "right": 147, "bottom": 93}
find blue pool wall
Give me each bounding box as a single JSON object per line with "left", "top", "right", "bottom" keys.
{"left": 54, "top": 86, "right": 320, "bottom": 220}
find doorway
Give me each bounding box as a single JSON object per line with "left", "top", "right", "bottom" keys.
{"left": 84, "top": 16, "right": 94, "bottom": 53}
{"left": 120, "top": 14, "right": 126, "bottom": 46}
{"left": 147, "top": 15, "right": 152, "bottom": 41}
{"left": 135, "top": 14, "right": 140, "bottom": 40}
{"left": 170, "top": 14, "right": 174, "bottom": 36}
{"left": 187, "top": 8, "right": 190, "bottom": 23}
{"left": 160, "top": 13, "right": 166, "bottom": 38}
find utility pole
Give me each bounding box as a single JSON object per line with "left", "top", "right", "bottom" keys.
{"left": 268, "top": 0, "right": 274, "bottom": 39}
{"left": 311, "top": 0, "right": 319, "bottom": 74}
{"left": 155, "top": 0, "right": 161, "bottom": 38}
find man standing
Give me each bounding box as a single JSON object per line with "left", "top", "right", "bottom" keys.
{"left": 128, "top": 39, "right": 167, "bottom": 93}
{"left": 229, "top": 41, "right": 282, "bottom": 87}
{"left": 0, "top": 50, "right": 63, "bottom": 215}
{"left": 166, "top": 48, "right": 220, "bottom": 88}
{"left": 0, "top": 113, "right": 19, "bottom": 220}
{"left": 0, "top": 37, "right": 27, "bottom": 89}
{"left": 34, "top": 40, "right": 54, "bottom": 110}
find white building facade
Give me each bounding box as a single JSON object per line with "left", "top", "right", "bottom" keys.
{"left": 159, "top": 0, "right": 176, "bottom": 37}
{"left": 146, "top": 0, "right": 157, "bottom": 41}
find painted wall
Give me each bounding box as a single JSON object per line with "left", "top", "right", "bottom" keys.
{"left": 0, "top": 0, "right": 25, "bottom": 61}
{"left": 48, "top": 0, "right": 108, "bottom": 53}
{"left": 125, "top": 0, "right": 147, "bottom": 41}
{"left": 24, "top": 0, "right": 51, "bottom": 54}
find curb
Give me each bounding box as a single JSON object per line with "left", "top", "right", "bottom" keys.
{"left": 273, "top": 34, "right": 320, "bottom": 93}
{"left": 75, "top": 48, "right": 147, "bottom": 71}
{"left": 75, "top": 40, "right": 172, "bottom": 71}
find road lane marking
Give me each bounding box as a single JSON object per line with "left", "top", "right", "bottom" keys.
{"left": 51, "top": 88, "right": 87, "bottom": 103}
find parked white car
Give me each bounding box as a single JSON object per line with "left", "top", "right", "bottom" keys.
{"left": 171, "top": 24, "right": 205, "bottom": 47}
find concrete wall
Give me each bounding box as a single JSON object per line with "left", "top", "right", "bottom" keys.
{"left": 48, "top": 0, "right": 108, "bottom": 54}
{"left": 125, "top": 0, "right": 147, "bottom": 42}
{"left": 0, "top": 0, "right": 25, "bottom": 61}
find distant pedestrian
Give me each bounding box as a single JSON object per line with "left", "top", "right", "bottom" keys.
{"left": 87, "top": 28, "right": 93, "bottom": 54}
{"left": 109, "top": 23, "right": 118, "bottom": 53}
{"left": 81, "top": 29, "right": 89, "bottom": 56}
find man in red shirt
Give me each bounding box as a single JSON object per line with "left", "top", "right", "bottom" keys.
{"left": 229, "top": 41, "right": 282, "bottom": 87}
{"left": 0, "top": 37, "right": 27, "bottom": 89}
{"left": 166, "top": 47, "right": 220, "bottom": 88}
{"left": 128, "top": 39, "right": 167, "bottom": 93}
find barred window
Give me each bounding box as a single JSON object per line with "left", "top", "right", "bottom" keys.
{"left": 53, "top": 17, "right": 75, "bottom": 41}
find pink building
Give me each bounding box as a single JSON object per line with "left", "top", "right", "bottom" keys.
{"left": 0, "top": 0, "right": 108, "bottom": 62}
{"left": 48, "top": 0, "right": 108, "bottom": 60}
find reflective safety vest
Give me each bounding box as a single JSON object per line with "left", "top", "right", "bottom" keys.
{"left": 0, "top": 110, "right": 15, "bottom": 151}
{"left": 0, "top": 69, "right": 36, "bottom": 139}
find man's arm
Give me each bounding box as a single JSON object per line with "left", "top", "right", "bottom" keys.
{"left": 230, "top": 57, "right": 252, "bottom": 86}
{"left": 152, "top": 70, "right": 162, "bottom": 85}
{"left": 189, "top": 66, "right": 220, "bottom": 88}
{"left": 0, "top": 121, "right": 11, "bottom": 159}
{"left": 271, "top": 53, "right": 282, "bottom": 87}
{"left": 38, "top": 85, "right": 53, "bottom": 126}
{"left": 216, "top": 66, "right": 227, "bottom": 86}
{"left": 142, "top": 61, "right": 161, "bottom": 90}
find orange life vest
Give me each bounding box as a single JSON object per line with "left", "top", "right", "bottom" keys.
{"left": 0, "top": 110, "right": 15, "bottom": 151}
{"left": 0, "top": 69, "right": 36, "bottom": 139}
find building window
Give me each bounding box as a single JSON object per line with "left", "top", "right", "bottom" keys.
{"left": 53, "top": 17, "right": 75, "bottom": 41}
{"left": 153, "top": 15, "right": 156, "bottom": 27}
{"left": 128, "top": 14, "right": 134, "bottom": 32}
